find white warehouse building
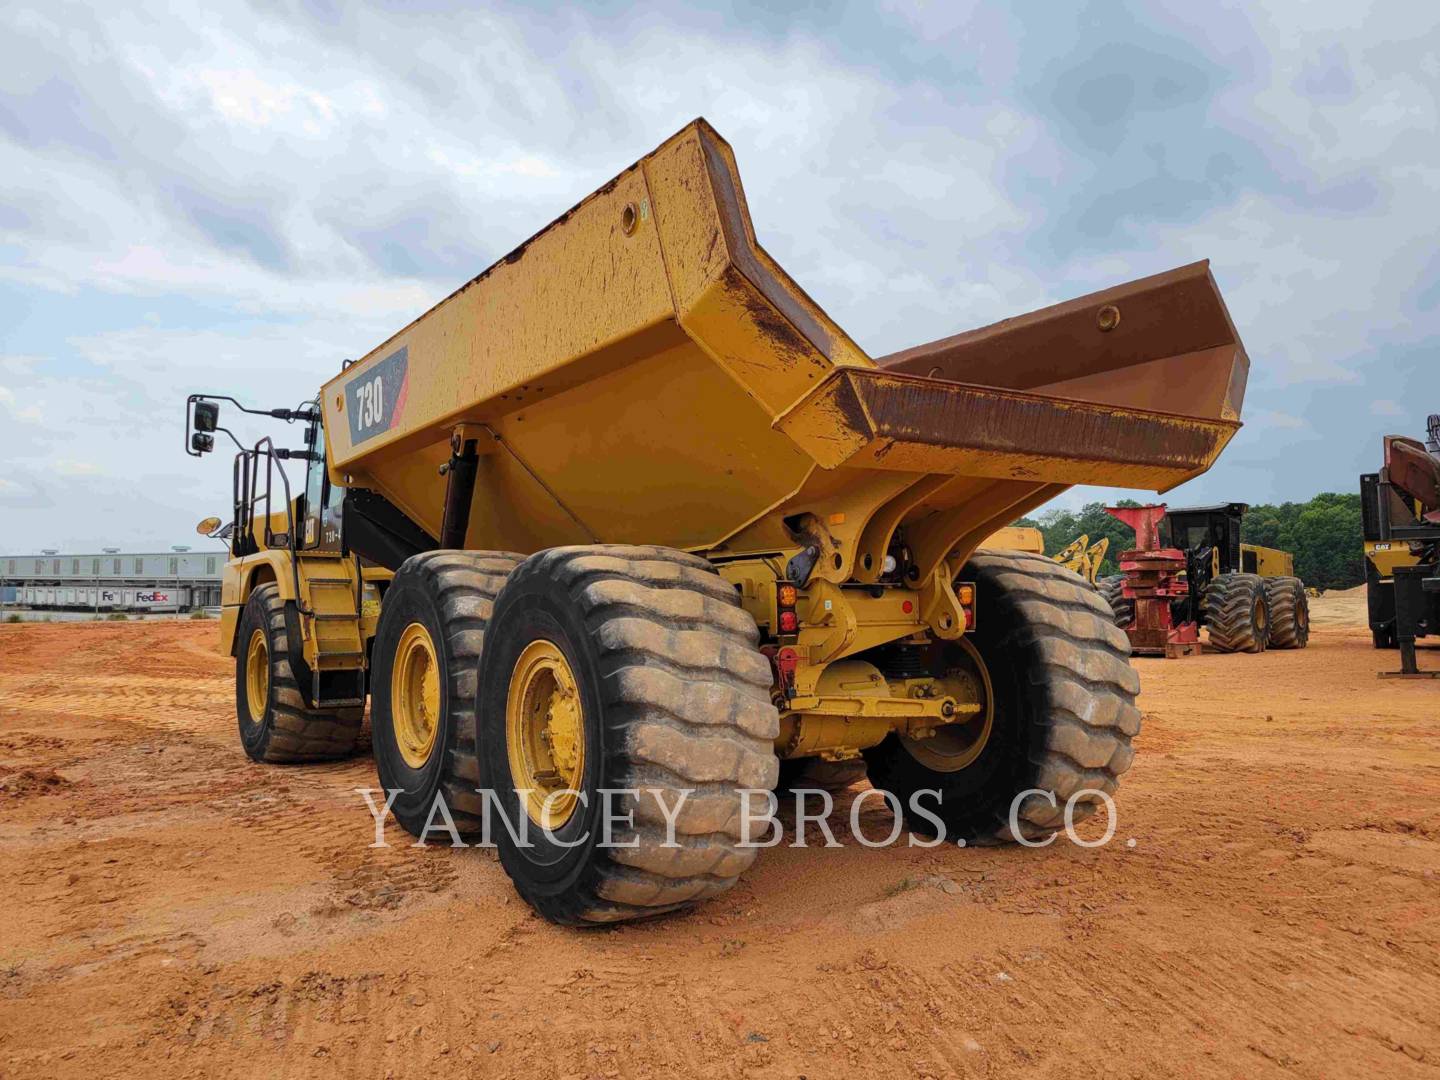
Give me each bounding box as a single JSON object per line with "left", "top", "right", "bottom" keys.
{"left": 0, "top": 547, "right": 225, "bottom": 612}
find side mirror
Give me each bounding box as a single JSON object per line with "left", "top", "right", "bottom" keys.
{"left": 191, "top": 432, "right": 214, "bottom": 454}
{"left": 194, "top": 400, "right": 219, "bottom": 432}
{"left": 196, "top": 516, "right": 223, "bottom": 536}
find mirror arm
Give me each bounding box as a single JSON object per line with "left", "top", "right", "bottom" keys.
{"left": 214, "top": 426, "right": 245, "bottom": 452}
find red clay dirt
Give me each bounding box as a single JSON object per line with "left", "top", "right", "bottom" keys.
{"left": 1, "top": 600, "right": 1438, "bottom": 1078}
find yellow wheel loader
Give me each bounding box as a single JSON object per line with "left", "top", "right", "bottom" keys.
{"left": 186, "top": 119, "right": 1250, "bottom": 925}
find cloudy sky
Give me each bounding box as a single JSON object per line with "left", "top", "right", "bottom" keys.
{"left": 2, "top": 1, "right": 1437, "bottom": 554}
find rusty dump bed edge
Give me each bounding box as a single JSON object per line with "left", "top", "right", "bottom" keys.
{"left": 778, "top": 366, "right": 1239, "bottom": 490}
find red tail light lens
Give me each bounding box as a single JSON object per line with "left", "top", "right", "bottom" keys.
{"left": 776, "top": 581, "right": 800, "bottom": 636}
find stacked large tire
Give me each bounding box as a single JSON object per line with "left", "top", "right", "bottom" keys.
{"left": 865, "top": 549, "right": 1141, "bottom": 845}
{"left": 236, "top": 582, "right": 364, "bottom": 763}
{"left": 1263, "top": 576, "right": 1310, "bottom": 649}
{"left": 1203, "top": 573, "right": 1271, "bottom": 653}
{"left": 475, "top": 545, "right": 780, "bottom": 926}
{"left": 1096, "top": 574, "right": 1134, "bottom": 628}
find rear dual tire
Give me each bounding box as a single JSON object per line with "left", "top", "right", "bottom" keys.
{"left": 369, "top": 551, "right": 522, "bottom": 837}
{"left": 476, "top": 546, "right": 779, "bottom": 925}
{"left": 368, "top": 545, "right": 1142, "bottom": 919}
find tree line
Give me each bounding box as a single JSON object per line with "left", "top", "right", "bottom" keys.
{"left": 1015, "top": 492, "right": 1365, "bottom": 591}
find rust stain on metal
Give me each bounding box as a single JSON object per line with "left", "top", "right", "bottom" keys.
{"left": 731, "top": 268, "right": 814, "bottom": 365}
{"left": 860, "top": 375, "right": 1222, "bottom": 467}
{"left": 782, "top": 367, "right": 1237, "bottom": 478}
{"left": 698, "top": 126, "right": 835, "bottom": 363}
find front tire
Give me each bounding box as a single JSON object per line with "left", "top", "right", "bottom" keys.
{"left": 1264, "top": 576, "right": 1309, "bottom": 649}
{"left": 1204, "top": 573, "right": 1270, "bottom": 653}
{"left": 236, "top": 582, "right": 362, "bottom": 763}
{"left": 864, "top": 549, "right": 1141, "bottom": 845}
{"left": 477, "top": 545, "right": 779, "bottom": 926}
{"left": 370, "top": 550, "right": 521, "bottom": 837}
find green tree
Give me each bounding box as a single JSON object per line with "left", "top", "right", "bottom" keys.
{"left": 1241, "top": 493, "right": 1363, "bottom": 590}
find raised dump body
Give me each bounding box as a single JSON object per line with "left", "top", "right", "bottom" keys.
{"left": 320, "top": 120, "right": 1246, "bottom": 585}
{"left": 206, "top": 119, "right": 1252, "bottom": 926}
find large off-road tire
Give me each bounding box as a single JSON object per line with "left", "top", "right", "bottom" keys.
{"left": 1203, "top": 573, "right": 1270, "bottom": 653}
{"left": 370, "top": 550, "right": 522, "bottom": 837}
{"left": 864, "top": 549, "right": 1141, "bottom": 845}
{"left": 236, "top": 582, "right": 363, "bottom": 763}
{"left": 476, "top": 545, "right": 780, "bottom": 926}
{"left": 1264, "top": 576, "right": 1310, "bottom": 649}
{"left": 1097, "top": 574, "right": 1134, "bottom": 628}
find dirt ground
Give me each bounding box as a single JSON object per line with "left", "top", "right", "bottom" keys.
{"left": 2, "top": 598, "right": 1438, "bottom": 1079}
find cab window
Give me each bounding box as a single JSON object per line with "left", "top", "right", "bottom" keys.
{"left": 301, "top": 422, "right": 345, "bottom": 551}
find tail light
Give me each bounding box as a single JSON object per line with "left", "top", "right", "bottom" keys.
{"left": 776, "top": 582, "right": 799, "bottom": 638}
{"left": 957, "top": 581, "right": 976, "bottom": 629}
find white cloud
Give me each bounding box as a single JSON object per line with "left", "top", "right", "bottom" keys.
{"left": 1370, "top": 399, "right": 1404, "bottom": 417}
{"left": 52, "top": 460, "right": 102, "bottom": 477}
{"left": 0, "top": 355, "right": 41, "bottom": 375}
{"left": 1247, "top": 410, "right": 1310, "bottom": 432}
{"left": 0, "top": 385, "right": 44, "bottom": 423}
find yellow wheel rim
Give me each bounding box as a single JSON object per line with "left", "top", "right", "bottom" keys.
{"left": 392, "top": 622, "right": 442, "bottom": 769}
{"left": 245, "top": 628, "right": 269, "bottom": 724}
{"left": 900, "top": 637, "right": 995, "bottom": 773}
{"left": 505, "top": 640, "right": 586, "bottom": 830}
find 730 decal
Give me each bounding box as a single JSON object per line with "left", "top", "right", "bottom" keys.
{"left": 354, "top": 373, "right": 385, "bottom": 430}
{"left": 344, "top": 346, "right": 409, "bottom": 446}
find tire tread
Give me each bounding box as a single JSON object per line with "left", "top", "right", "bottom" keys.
{"left": 496, "top": 545, "right": 779, "bottom": 925}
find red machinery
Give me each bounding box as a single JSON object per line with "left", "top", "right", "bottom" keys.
{"left": 1105, "top": 504, "right": 1201, "bottom": 659}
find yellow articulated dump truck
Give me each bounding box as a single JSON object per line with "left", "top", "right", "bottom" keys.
{"left": 185, "top": 119, "right": 1249, "bottom": 925}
